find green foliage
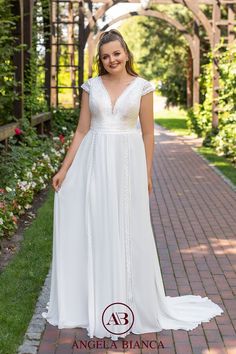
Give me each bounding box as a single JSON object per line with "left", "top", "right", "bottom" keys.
{"left": 50, "top": 106, "right": 79, "bottom": 135}
{"left": 120, "top": 9, "right": 191, "bottom": 107}
{"left": 187, "top": 44, "right": 236, "bottom": 164}
{"left": 24, "top": 0, "right": 49, "bottom": 119}
{"left": 214, "top": 123, "right": 236, "bottom": 163}
{"left": 0, "top": 1, "right": 19, "bottom": 125}
{"left": 119, "top": 5, "right": 213, "bottom": 107}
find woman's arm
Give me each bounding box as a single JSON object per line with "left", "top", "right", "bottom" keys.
{"left": 139, "top": 91, "right": 154, "bottom": 193}
{"left": 59, "top": 90, "right": 91, "bottom": 174}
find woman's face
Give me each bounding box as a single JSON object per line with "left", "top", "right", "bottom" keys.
{"left": 100, "top": 40, "right": 128, "bottom": 75}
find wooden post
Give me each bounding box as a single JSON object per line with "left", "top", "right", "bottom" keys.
{"left": 23, "top": 0, "right": 34, "bottom": 118}
{"left": 42, "top": 0, "right": 52, "bottom": 108}
{"left": 56, "top": 1, "right": 60, "bottom": 107}
{"left": 68, "top": 1, "right": 77, "bottom": 106}
{"left": 212, "top": 1, "right": 221, "bottom": 130}
{"left": 51, "top": 0, "right": 57, "bottom": 107}
{"left": 23, "top": 0, "right": 33, "bottom": 76}
{"left": 12, "top": 0, "right": 24, "bottom": 120}
{"left": 193, "top": 19, "right": 200, "bottom": 106}
{"left": 187, "top": 48, "right": 193, "bottom": 108}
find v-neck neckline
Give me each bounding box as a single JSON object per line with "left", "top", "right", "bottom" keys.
{"left": 99, "top": 75, "right": 139, "bottom": 114}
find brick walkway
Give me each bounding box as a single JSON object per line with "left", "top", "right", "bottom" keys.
{"left": 37, "top": 124, "right": 236, "bottom": 354}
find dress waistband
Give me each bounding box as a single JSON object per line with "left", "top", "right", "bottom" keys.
{"left": 89, "top": 127, "right": 140, "bottom": 134}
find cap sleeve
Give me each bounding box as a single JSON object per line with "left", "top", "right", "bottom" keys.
{"left": 81, "top": 79, "right": 90, "bottom": 93}
{"left": 141, "top": 80, "right": 155, "bottom": 96}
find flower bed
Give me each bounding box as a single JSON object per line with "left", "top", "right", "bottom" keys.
{"left": 0, "top": 130, "right": 73, "bottom": 240}
{"left": 0, "top": 107, "right": 79, "bottom": 241}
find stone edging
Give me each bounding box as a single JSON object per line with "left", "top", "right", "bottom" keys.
{"left": 17, "top": 267, "right": 51, "bottom": 354}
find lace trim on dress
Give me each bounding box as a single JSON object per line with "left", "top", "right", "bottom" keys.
{"left": 141, "top": 81, "right": 155, "bottom": 96}
{"left": 85, "top": 132, "right": 96, "bottom": 338}
{"left": 123, "top": 135, "right": 136, "bottom": 329}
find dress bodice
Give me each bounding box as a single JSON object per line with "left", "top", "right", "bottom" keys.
{"left": 81, "top": 76, "right": 155, "bottom": 132}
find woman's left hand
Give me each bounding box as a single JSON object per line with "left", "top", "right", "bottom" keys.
{"left": 148, "top": 176, "right": 153, "bottom": 195}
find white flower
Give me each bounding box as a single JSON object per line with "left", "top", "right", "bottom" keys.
{"left": 26, "top": 171, "right": 33, "bottom": 179}
{"left": 62, "top": 126, "right": 67, "bottom": 131}
{"left": 25, "top": 204, "right": 32, "bottom": 209}
{"left": 42, "top": 153, "right": 50, "bottom": 162}
{"left": 17, "top": 180, "right": 30, "bottom": 191}
{"left": 31, "top": 181, "right": 36, "bottom": 188}
{"left": 0, "top": 218, "right": 3, "bottom": 225}
{"left": 6, "top": 187, "right": 12, "bottom": 192}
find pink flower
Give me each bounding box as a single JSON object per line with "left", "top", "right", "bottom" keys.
{"left": 15, "top": 127, "right": 23, "bottom": 135}
{"left": 0, "top": 188, "right": 5, "bottom": 194}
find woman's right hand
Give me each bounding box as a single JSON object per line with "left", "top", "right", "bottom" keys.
{"left": 52, "top": 169, "right": 67, "bottom": 192}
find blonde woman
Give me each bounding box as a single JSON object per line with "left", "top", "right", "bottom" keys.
{"left": 42, "top": 29, "right": 223, "bottom": 341}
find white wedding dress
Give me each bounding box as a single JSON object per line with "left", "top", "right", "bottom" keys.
{"left": 42, "top": 75, "right": 223, "bottom": 341}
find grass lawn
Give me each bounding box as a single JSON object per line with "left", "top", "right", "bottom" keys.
{"left": 155, "top": 107, "right": 236, "bottom": 187}
{"left": 0, "top": 187, "right": 54, "bottom": 354}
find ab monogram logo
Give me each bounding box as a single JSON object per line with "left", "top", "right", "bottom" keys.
{"left": 102, "top": 302, "right": 134, "bottom": 335}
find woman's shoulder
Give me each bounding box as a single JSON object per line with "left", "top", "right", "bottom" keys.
{"left": 81, "top": 76, "right": 99, "bottom": 92}
{"left": 137, "top": 76, "right": 156, "bottom": 95}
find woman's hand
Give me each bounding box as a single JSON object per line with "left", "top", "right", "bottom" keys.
{"left": 148, "top": 175, "right": 153, "bottom": 195}
{"left": 52, "top": 169, "right": 67, "bottom": 192}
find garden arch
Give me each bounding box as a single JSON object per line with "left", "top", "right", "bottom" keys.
{"left": 86, "top": 9, "right": 200, "bottom": 107}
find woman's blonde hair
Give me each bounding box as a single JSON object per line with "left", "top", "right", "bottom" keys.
{"left": 95, "top": 29, "right": 138, "bottom": 77}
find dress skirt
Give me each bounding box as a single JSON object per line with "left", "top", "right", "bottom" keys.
{"left": 42, "top": 127, "right": 223, "bottom": 341}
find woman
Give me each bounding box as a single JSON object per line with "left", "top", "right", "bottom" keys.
{"left": 42, "top": 29, "right": 223, "bottom": 341}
